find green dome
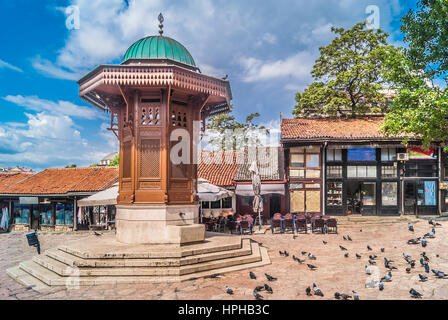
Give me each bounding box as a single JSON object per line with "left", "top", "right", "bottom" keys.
{"left": 122, "top": 36, "right": 196, "bottom": 67}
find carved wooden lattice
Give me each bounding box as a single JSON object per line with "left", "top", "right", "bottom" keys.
{"left": 140, "top": 139, "right": 160, "bottom": 178}
{"left": 141, "top": 106, "right": 160, "bottom": 126}
{"left": 171, "top": 108, "right": 187, "bottom": 128}
{"left": 123, "top": 141, "right": 132, "bottom": 178}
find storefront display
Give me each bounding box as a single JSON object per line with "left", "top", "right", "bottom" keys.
{"left": 327, "top": 182, "right": 342, "bottom": 206}
{"left": 14, "top": 205, "right": 30, "bottom": 224}
{"left": 40, "top": 205, "right": 52, "bottom": 226}
{"left": 382, "top": 182, "right": 398, "bottom": 206}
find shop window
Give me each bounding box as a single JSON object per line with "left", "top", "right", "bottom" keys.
{"left": 382, "top": 182, "right": 398, "bottom": 206}
{"left": 289, "top": 183, "right": 303, "bottom": 189}
{"left": 40, "top": 205, "right": 52, "bottom": 226}
{"left": 241, "top": 196, "right": 254, "bottom": 207}
{"left": 306, "top": 190, "right": 321, "bottom": 212}
{"left": 327, "top": 182, "right": 342, "bottom": 206}
{"left": 381, "top": 148, "right": 397, "bottom": 161}
{"left": 211, "top": 200, "right": 221, "bottom": 209}
{"left": 326, "top": 149, "right": 342, "bottom": 162}
{"left": 347, "top": 166, "right": 377, "bottom": 178}
{"left": 404, "top": 162, "right": 437, "bottom": 177}
{"left": 201, "top": 201, "right": 210, "bottom": 209}
{"left": 290, "top": 149, "right": 321, "bottom": 179}
{"left": 222, "top": 197, "right": 232, "bottom": 209}
{"left": 290, "top": 190, "right": 304, "bottom": 212}
{"left": 55, "top": 203, "right": 73, "bottom": 226}
{"left": 362, "top": 182, "right": 376, "bottom": 206}
{"left": 14, "top": 205, "right": 30, "bottom": 225}
{"left": 327, "top": 165, "right": 342, "bottom": 178}
{"left": 382, "top": 165, "right": 397, "bottom": 178}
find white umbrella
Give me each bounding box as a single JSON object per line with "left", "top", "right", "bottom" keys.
{"left": 249, "top": 160, "right": 263, "bottom": 230}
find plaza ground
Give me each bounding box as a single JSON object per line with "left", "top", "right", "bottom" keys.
{"left": 1, "top": 216, "right": 447, "bottom": 300}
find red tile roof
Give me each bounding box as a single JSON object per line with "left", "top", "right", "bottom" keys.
{"left": 198, "top": 150, "right": 238, "bottom": 187}
{"left": 0, "top": 173, "right": 34, "bottom": 193}
{"left": 281, "top": 117, "right": 405, "bottom": 141}
{"left": 2, "top": 167, "right": 118, "bottom": 195}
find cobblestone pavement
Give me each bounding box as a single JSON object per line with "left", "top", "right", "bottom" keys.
{"left": 1, "top": 218, "right": 448, "bottom": 300}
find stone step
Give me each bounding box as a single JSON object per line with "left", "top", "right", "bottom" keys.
{"left": 57, "top": 233, "right": 242, "bottom": 259}
{"left": 17, "top": 242, "right": 267, "bottom": 285}
{"left": 6, "top": 266, "right": 51, "bottom": 293}
{"left": 32, "top": 241, "right": 260, "bottom": 277}
{"left": 44, "top": 239, "right": 252, "bottom": 268}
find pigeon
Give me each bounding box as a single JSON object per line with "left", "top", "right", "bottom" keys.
{"left": 421, "top": 238, "right": 427, "bottom": 247}
{"left": 381, "top": 271, "right": 392, "bottom": 282}
{"left": 93, "top": 231, "right": 102, "bottom": 236}
{"left": 306, "top": 286, "right": 312, "bottom": 296}
{"left": 403, "top": 253, "right": 411, "bottom": 259}
{"left": 367, "top": 245, "right": 372, "bottom": 251}
{"left": 340, "top": 293, "right": 352, "bottom": 300}
{"left": 253, "top": 289, "right": 263, "bottom": 300}
{"left": 356, "top": 253, "right": 361, "bottom": 259}
{"left": 365, "top": 265, "right": 371, "bottom": 275}
{"left": 381, "top": 248, "right": 385, "bottom": 253}
{"left": 312, "top": 283, "right": 324, "bottom": 296}
{"left": 419, "top": 274, "right": 428, "bottom": 282}
{"left": 410, "top": 261, "right": 416, "bottom": 268}
{"left": 429, "top": 219, "right": 441, "bottom": 227}
{"left": 339, "top": 245, "right": 348, "bottom": 251}
{"left": 297, "top": 258, "right": 305, "bottom": 264}
{"left": 360, "top": 229, "right": 363, "bottom": 232}
{"left": 369, "top": 254, "right": 378, "bottom": 260}
{"left": 378, "top": 281, "right": 384, "bottom": 291}
{"left": 408, "top": 223, "right": 414, "bottom": 232}
{"left": 384, "top": 257, "right": 394, "bottom": 264}
{"left": 406, "top": 267, "right": 411, "bottom": 273}
{"left": 343, "top": 236, "right": 347, "bottom": 241}
{"left": 308, "top": 253, "right": 317, "bottom": 260}
{"left": 307, "top": 264, "right": 318, "bottom": 270}
{"left": 410, "top": 288, "right": 422, "bottom": 298}
{"left": 293, "top": 255, "right": 300, "bottom": 262}
{"left": 352, "top": 290, "right": 359, "bottom": 300}
{"left": 347, "top": 235, "right": 352, "bottom": 241}
{"left": 368, "top": 259, "right": 376, "bottom": 265}
{"left": 385, "top": 261, "right": 397, "bottom": 270}
{"left": 301, "top": 251, "right": 307, "bottom": 255}
{"left": 323, "top": 241, "right": 328, "bottom": 245}
{"left": 264, "top": 283, "right": 273, "bottom": 294}
{"left": 408, "top": 237, "right": 421, "bottom": 244}
{"left": 432, "top": 270, "right": 448, "bottom": 278}
{"left": 265, "top": 273, "right": 277, "bottom": 281}
{"left": 334, "top": 292, "right": 341, "bottom": 299}
{"left": 284, "top": 251, "right": 289, "bottom": 257}
{"left": 420, "top": 258, "right": 426, "bottom": 266}
{"left": 425, "top": 264, "right": 430, "bottom": 273}
{"left": 344, "top": 253, "right": 349, "bottom": 258}
{"left": 279, "top": 250, "right": 284, "bottom": 256}
{"left": 249, "top": 271, "right": 256, "bottom": 279}
{"left": 254, "top": 285, "right": 264, "bottom": 292}
{"left": 424, "top": 228, "right": 435, "bottom": 238}
{"left": 225, "top": 286, "right": 233, "bottom": 295}
{"left": 421, "top": 252, "right": 430, "bottom": 262}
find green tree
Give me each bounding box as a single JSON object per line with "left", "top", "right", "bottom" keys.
{"left": 65, "top": 164, "right": 77, "bottom": 168}
{"left": 401, "top": 0, "right": 448, "bottom": 84}
{"left": 381, "top": 1, "right": 448, "bottom": 150}
{"left": 205, "top": 105, "right": 268, "bottom": 150}
{"left": 293, "top": 22, "right": 393, "bottom": 118}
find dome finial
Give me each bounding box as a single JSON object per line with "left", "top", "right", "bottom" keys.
{"left": 158, "top": 13, "right": 164, "bottom": 36}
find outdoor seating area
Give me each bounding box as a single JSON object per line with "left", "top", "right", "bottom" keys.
{"left": 270, "top": 212, "right": 338, "bottom": 234}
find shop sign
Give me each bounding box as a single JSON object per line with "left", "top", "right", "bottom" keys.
{"left": 408, "top": 147, "right": 436, "bottom": 159}
{"left": 19, "top": 197, "right": 38, "bottom": 205}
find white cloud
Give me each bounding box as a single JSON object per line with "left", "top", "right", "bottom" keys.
{"left": 239, "top": 51, "right": 315, "bottom": 87}
{"left": 3, "top": 95, "right": 104, "bottom": 120}
{"left": 0, "top": 59, "right": 23, "bottom": 73}
{"left": 32, "top": 57, "right": 81, "bottom": 81}
{"left": 256, "top": 33, "right": 277, "bottom": 46}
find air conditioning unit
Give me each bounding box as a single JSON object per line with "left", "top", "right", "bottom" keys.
{"left": 397, "top": 153, "right": 409, "bottom": 161}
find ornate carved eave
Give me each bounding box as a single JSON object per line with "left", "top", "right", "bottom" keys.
{"left": 78, "top": 65, "right": 232, "bottom": 104}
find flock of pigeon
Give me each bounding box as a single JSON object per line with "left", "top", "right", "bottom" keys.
{"left": 223, "top": 218, "right": 445, "bottom": 300}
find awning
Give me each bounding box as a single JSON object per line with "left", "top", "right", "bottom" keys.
{"left": 77, "top": 186, "right": 118, "bottom": 207}
{"left": 235, "top": 183, "right": 285, "bottom": 196}
{"left": 197, "top": 178, "right": 234, "bottom": 202}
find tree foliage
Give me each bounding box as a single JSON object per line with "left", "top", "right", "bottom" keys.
{"left": 205, "top": 105, "right": 269, "bottom": 150}
{"left": 107, "top": 154, "right": 119, "bottom": 167}
{"left": 381, "top": 1, "right": 448, "bottom": 150}
{"left": 293, "top": 22, "right": 393, "bottom": 118}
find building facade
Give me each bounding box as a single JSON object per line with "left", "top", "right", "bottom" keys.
{"left": 281, "top": 117, "right": 447, "bottom": 216}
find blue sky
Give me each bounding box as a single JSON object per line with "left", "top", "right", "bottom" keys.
{"left": 0, "top": 0, "right": 416, "bottom": 171}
